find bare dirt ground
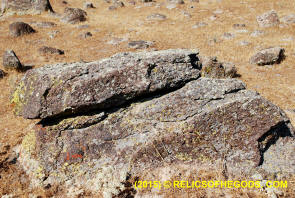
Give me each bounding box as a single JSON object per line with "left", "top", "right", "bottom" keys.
{"left": 0, "top": 0, "right": 294, "bottom": 197}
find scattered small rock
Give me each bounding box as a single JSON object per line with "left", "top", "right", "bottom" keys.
{"left": 238, "top": 41, "right": 250, "bottom": 46}
{"left": 257, "top": 10, "right": 280, "bottom": 27}
{"left": 192, "top": 22, "right": 208, "bottom": 28}
{"left": 233, "top": 23, "right": 246, "bottom": 28}
{"left": 32, "top": 21, "right": 56, "bottom": 28}
{"left": 181, "top": 11, "right": 191, "bottom": 18}
{"left": 77, "top": 25, "right": 90, "bottom": 29}
{"left": 281, "top": 37, "right": 294, "bottom": 42}
{"left": 9, "top": 22, "right": 36, "bottom": 37}
{"left": 48, "top": 30, "right": 60, "bottom": 38}
{"left": 62, "top": 1, "right": 68, "bottom": 4}
{"left": 38, "top": 46, "right": 64, "bottom": 55}
{"left": 213, "top": 9, "right": 223, "bottom": 14}
{"left": 84, "top": 2, "right": 95, "bottom": 9}
{"left": 3, "top": 50, "right": 22, "bottom": 70}
{"left": 107, "top": 38, "right": 128, "bottom": 45}
{"left": 209, "top": 15, "right": 217, "bottom": 21}
{"left": 112, "top": 0, "right": 125, "bottom": 7}
{"left": 208, "top": 37, "right": 222, "bottom": 46}
{"left": 250, "top": 30, "right": 264, "bottom": 37}
{"left": 80, "top": 32, "right": 92, "bottom": 38}
{"left": 281, "top": 14, "right": 295, "bottom": 24}
{"left": 61, "top": 8, "right": 87, "bottom": 24}
{"left": 147, "top": 13, "right": 167, "bottom": 20}
{"left": 235, "top": 29, "right": 248, "bottom": 33}
{"left": 128, "top": 0, "right": 136, "bottom": 5}
{"left": 222, "top": 32, "right": 235, "bottom": 40}
{"left": 127, "top": 40, "right": 153, "bottom": 49}
{"left": 250, "top": 47, "right": 285, "bottom": 66}
{"left": 166, "top": 4, "right": 177, "bottom": 9}
{"left": 108, "top": 5, "right": 117, "bottom": 10}
{"left": 140, "top": 0, "right": 152, "bottom": 2}
{"left": 167, "top": 0, "right": 184, "bottom": 4}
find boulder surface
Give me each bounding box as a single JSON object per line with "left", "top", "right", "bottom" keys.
{"left": 9, "top": 22, "right": 36, "bottom": 37}
{"left": 12, "top": 49, "right": 201, "bottom": 119}
{"left": 13, "top": 49, "right": 295, "bottom": 197}
{"left": 1, "top": 0, "right": 53, "bottom": 14}
{"left": 250, "top": 47, "right": 285, "bottom": 65}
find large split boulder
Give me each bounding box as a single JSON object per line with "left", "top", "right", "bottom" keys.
{"left": 11, "top": 49, "right": 201, "bottom": 119}
{"left": 13, "top": 49, "right": 295, "bottom": 197}
{"left": 1, "top": 0, "right": 53, "bottom": 15}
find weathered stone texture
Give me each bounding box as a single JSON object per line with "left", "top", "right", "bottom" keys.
{"left": 14, "top": 49, "right": 294, "bottom": 197}
{"left": 1, "top": 0, "right": 53, "bottom": 14}
{"left": 9, "top": 22, "right": 36, "bottom": 37}
{"left": 12, "top": 49, "right": 201, "bottom": 119}
{"left": 250, "top": 47, "right": 285, "bottom": 65}
{"left": 61, "top": 7, "right": 87, "bottom": 24}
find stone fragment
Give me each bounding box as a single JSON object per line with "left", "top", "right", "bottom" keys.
{"left": 38, "top": 46, "right": 64, "bottom": 55}
{"left": 3, "top": 50, "right": 22, "bottom": 70}
{"left": 257, "top": 10, "right": 280, "bottom": 27}
{"left": 281, "top": 14, "right": 295, "bottom": 24}
{"left": 250, "top": 47, "right": 285, "bottom": 65}
{"left": 200, "top": 56, "right": 237, "bottom": 78}
{"left": 61, "top": 8, "right": 87, "bottom": 24}
{"left": 84, "top": 2, "right": 95, "bottom": 9}
{"left": 147, "top": 13, "right": 167, "bottom": 20}
{"left": 9, "top": 22, "right": 36, "bottom": 37}
{"left": 127, "top": 40, "right": 153, "bottom": 49}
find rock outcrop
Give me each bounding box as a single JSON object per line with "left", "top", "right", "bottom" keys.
{"left": 1, "top": 0, "right": 53, "bottom": 15}
{"left": 13, "top": 49, "right": 295, "bottom": 197}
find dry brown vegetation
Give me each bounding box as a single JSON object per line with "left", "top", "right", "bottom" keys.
{"left": 0, "top": 0, "right": 295, "bottom": 197}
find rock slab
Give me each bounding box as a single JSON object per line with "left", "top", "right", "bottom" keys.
{"left": 14, "top": 49, "right": 295, "bottom": 197}
{"left": 12, "top": 49, "right": 201, "bottom": 119}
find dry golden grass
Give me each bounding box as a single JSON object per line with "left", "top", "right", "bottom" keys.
{"left": 0, "top": 0, "right": 295, "bottom": 197}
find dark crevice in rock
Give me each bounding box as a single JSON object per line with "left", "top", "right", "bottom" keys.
{"left": 189, "top": 53, "right": 202, "bottom": 70}
{"left": 258, "top": 121, "right": 293, "bottom": 166}
{"left": 38, "top": 111, "right": 107, "bottom": 129}
{"left": 39, "top": 76, "right": 200, "bottom": 126}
